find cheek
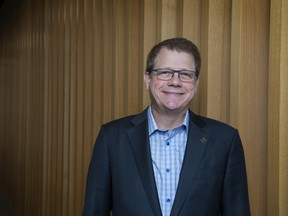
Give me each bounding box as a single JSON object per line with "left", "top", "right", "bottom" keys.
{"left": 188, "top": 81, "right": 199, "bottom": 93}
{"left": 186, "top": 83, "right": 197, "bottom": 93}
{"left": 150, "top": 85, "right": 160, "bottom": 97}
{"left": 149, "top": 80, "right": 163, "bottom": 92}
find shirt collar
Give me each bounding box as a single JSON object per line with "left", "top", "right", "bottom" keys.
{"left": 147, "top": 105, "right": 189, "bottom": 136}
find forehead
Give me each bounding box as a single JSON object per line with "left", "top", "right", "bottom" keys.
{"left": 154, "top": 48, "right": 195, "bottom": 68}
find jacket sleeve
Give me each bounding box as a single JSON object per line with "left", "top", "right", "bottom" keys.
{"left": 82, "top": 126, "right": 112, "bottom": 216}
{"left": 221, "top": 131, "right": 251, "bottom": 215}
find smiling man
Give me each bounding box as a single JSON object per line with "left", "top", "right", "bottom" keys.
{"left": 144, "top": 44, "right": 199, "bottom": 129}
{"left": 83, "top": 38, "right": 251, "bottom": 216}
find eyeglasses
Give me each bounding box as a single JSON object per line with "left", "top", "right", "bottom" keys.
{"left": 150, "top": 68, "right": 198, "bottom": 82}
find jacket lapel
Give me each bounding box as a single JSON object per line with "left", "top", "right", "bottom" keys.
{"left": 170, "top": 113, "right": 209, "bottom": 216}
{"left": 127, "top": 110, "right": 162, "bottom": 216}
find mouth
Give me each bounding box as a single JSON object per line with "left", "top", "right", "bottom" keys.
{"left": 163, "top": 91, "right": 184, "bottom": 95}
{"left": 162, "top": 91, "right": 185, "bottom": 98}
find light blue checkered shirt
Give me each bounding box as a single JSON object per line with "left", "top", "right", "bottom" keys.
{"left": 147, "top": 106, "right": 189, "bottom": 216}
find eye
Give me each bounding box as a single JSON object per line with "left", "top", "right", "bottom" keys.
{"left": 179, "top": 72, "right": 193, "bottom": 79}
{"left": 157, "top": 70, "right": 172, "bottom": 77}
{"left": 158, "top": 70, "right": 171, "bottom": 75}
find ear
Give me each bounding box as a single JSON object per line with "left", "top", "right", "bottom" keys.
{"left": 144, "top": 72, "right": 151, "bottom": 90}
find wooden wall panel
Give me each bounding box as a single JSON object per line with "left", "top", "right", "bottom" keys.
{"left": 230, "top": 1, "right": 270, "bottom": 215}
{"left": 92, "top": 0, "right": 103, "bottom": 139}
{"left": 126, "top": 0, "right": 142, "bottom": 114}
{"left": 68, "top": 0, "right": 78, "bottom": 214}
{"left": 142, "top": 0, "right": 157, "bottom": 107}
{"left": 114, "top": 0, "right": 126, "bottom": 118}
{"left": 268, "top": 0, "right": 288, "bottom": 215}
{"left": 0, "top": 0, "right": 287, "bottom": 215}
{"left": 102, "top": 0, "right": 114, "bottom": 123}
{"left": 200, "top": 0, "right": 231, "bottom": 122}
{"left": 0, "top": 0, "right": 46, "bottom": 215}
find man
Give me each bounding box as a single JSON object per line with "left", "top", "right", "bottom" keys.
{"left": 83, "top": 38, "right": 250, "bottom": 216}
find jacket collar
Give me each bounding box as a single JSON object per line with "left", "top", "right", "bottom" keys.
{"left": 170, "top": 111, "right": 209, "bottom": 215}
{"left": 127, "top": 108, "right": 162, "bottom": 216}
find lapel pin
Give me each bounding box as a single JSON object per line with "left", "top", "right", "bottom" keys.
{"left": 200, "top": 137, "right": 207, "bottom": 144}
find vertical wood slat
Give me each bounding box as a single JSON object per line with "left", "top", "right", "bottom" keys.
{"left": 46, "top": 10, "right": 53, "bottom": 213}
{"left": 197, "top": 0, "right": 231, "bottom": 121}
{"left": 92, "top": 0, "right": 103, "bottom": 140}
{"left": 57, "top": 0, "right": 65, "bottom": 215}
{"left": 67, "top": 0, "right": 77, "bottom": 214}
{"left": 61, "top": 0, "right": 71, "bottom": 215}
{"left": 206, "top": 0, "right": 231, "bottom": 122}
{"left": 18, "top": 3, "right": 28, "bottom": 213}
{"left": 51, "top": 0, "right": 59, "bottom": 215}
{"left": 113, "top": 0, "right": 126, "bottom": 119}
{"left": 142, "top": 0, "right": 157, "bottom": 108}
{"left": 159, "top": 0, "right": 178, "bottom": 39}
{"left": 268, "top": 0, "right": 288, "bottom": 215}
{"left": 83, "top": 0, "right": 94, "bottom": 212}
{"left": 126, "top": 0, "right": 141, "bottom": 114}
{"left": 102, "top": 0, "right": 114, "bottom": 123}
{"left": 230, "top": 1, "right": 270, "bottom": 215}
{"left": 0, "top": 0, "right": 287, "bottom": 216}
{"left": 74, "top": 0, "right": 85, "bottom": 214}
{"left": 24, "top": 1, "right": 31, "bottom": 214}
{"left": 42, "top": 0, "right": 50, "bottom": 214}
{"left": 36, "top": 1, "right": 45, "bottom": 215}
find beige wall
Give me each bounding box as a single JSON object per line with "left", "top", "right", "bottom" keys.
{"left": 0, "top": 0, "right": 287, "bottom": 215}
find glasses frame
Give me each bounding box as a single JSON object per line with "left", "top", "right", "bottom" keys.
{"left": 150, "top": 68, "right": 198, "bottom": 82}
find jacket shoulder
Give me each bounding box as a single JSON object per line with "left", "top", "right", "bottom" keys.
{"left": 102, "top": 115, "right": 136, "bottom": 129}
{"left": 190, "top": 112, "right": 237, "bottom": 134}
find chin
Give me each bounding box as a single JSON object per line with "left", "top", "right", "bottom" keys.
{"left": 164, "top": 106, "right": 185, "bottom": 112}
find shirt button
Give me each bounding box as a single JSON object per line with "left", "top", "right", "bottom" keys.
{"left": 166, "top": 141, "right": 170, "bottom": 146}
{"left": 166, "top": 168, "right": 170, "bottom": 173}
{"left": 166, "top": 198, "right": 171, "bottom": 203}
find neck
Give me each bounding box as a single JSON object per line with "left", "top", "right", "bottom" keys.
{"left": 151, "top": 106, "right": 187, "bottom": 130}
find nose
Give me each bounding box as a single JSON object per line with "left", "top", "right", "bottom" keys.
{"left": 168, "top": 72, "right": 182, "bottom": 86}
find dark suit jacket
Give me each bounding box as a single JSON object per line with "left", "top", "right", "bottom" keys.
{"left": 83, "top": 109, "right": 250, "bottom": 216}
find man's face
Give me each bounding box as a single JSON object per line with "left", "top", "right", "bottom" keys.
{"left": 144, "top": 48, "right": 199, "bottom": 114}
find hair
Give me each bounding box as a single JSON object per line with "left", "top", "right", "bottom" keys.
{"left": 145, "top": 37, "right": 201, "bottom": 77}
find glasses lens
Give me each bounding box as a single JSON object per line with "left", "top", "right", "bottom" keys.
{"left": 179, "top": 72, "right": 195, "bottom": 81}
{"left": 157, "top": 69, "right": 173, "bottom": 80}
